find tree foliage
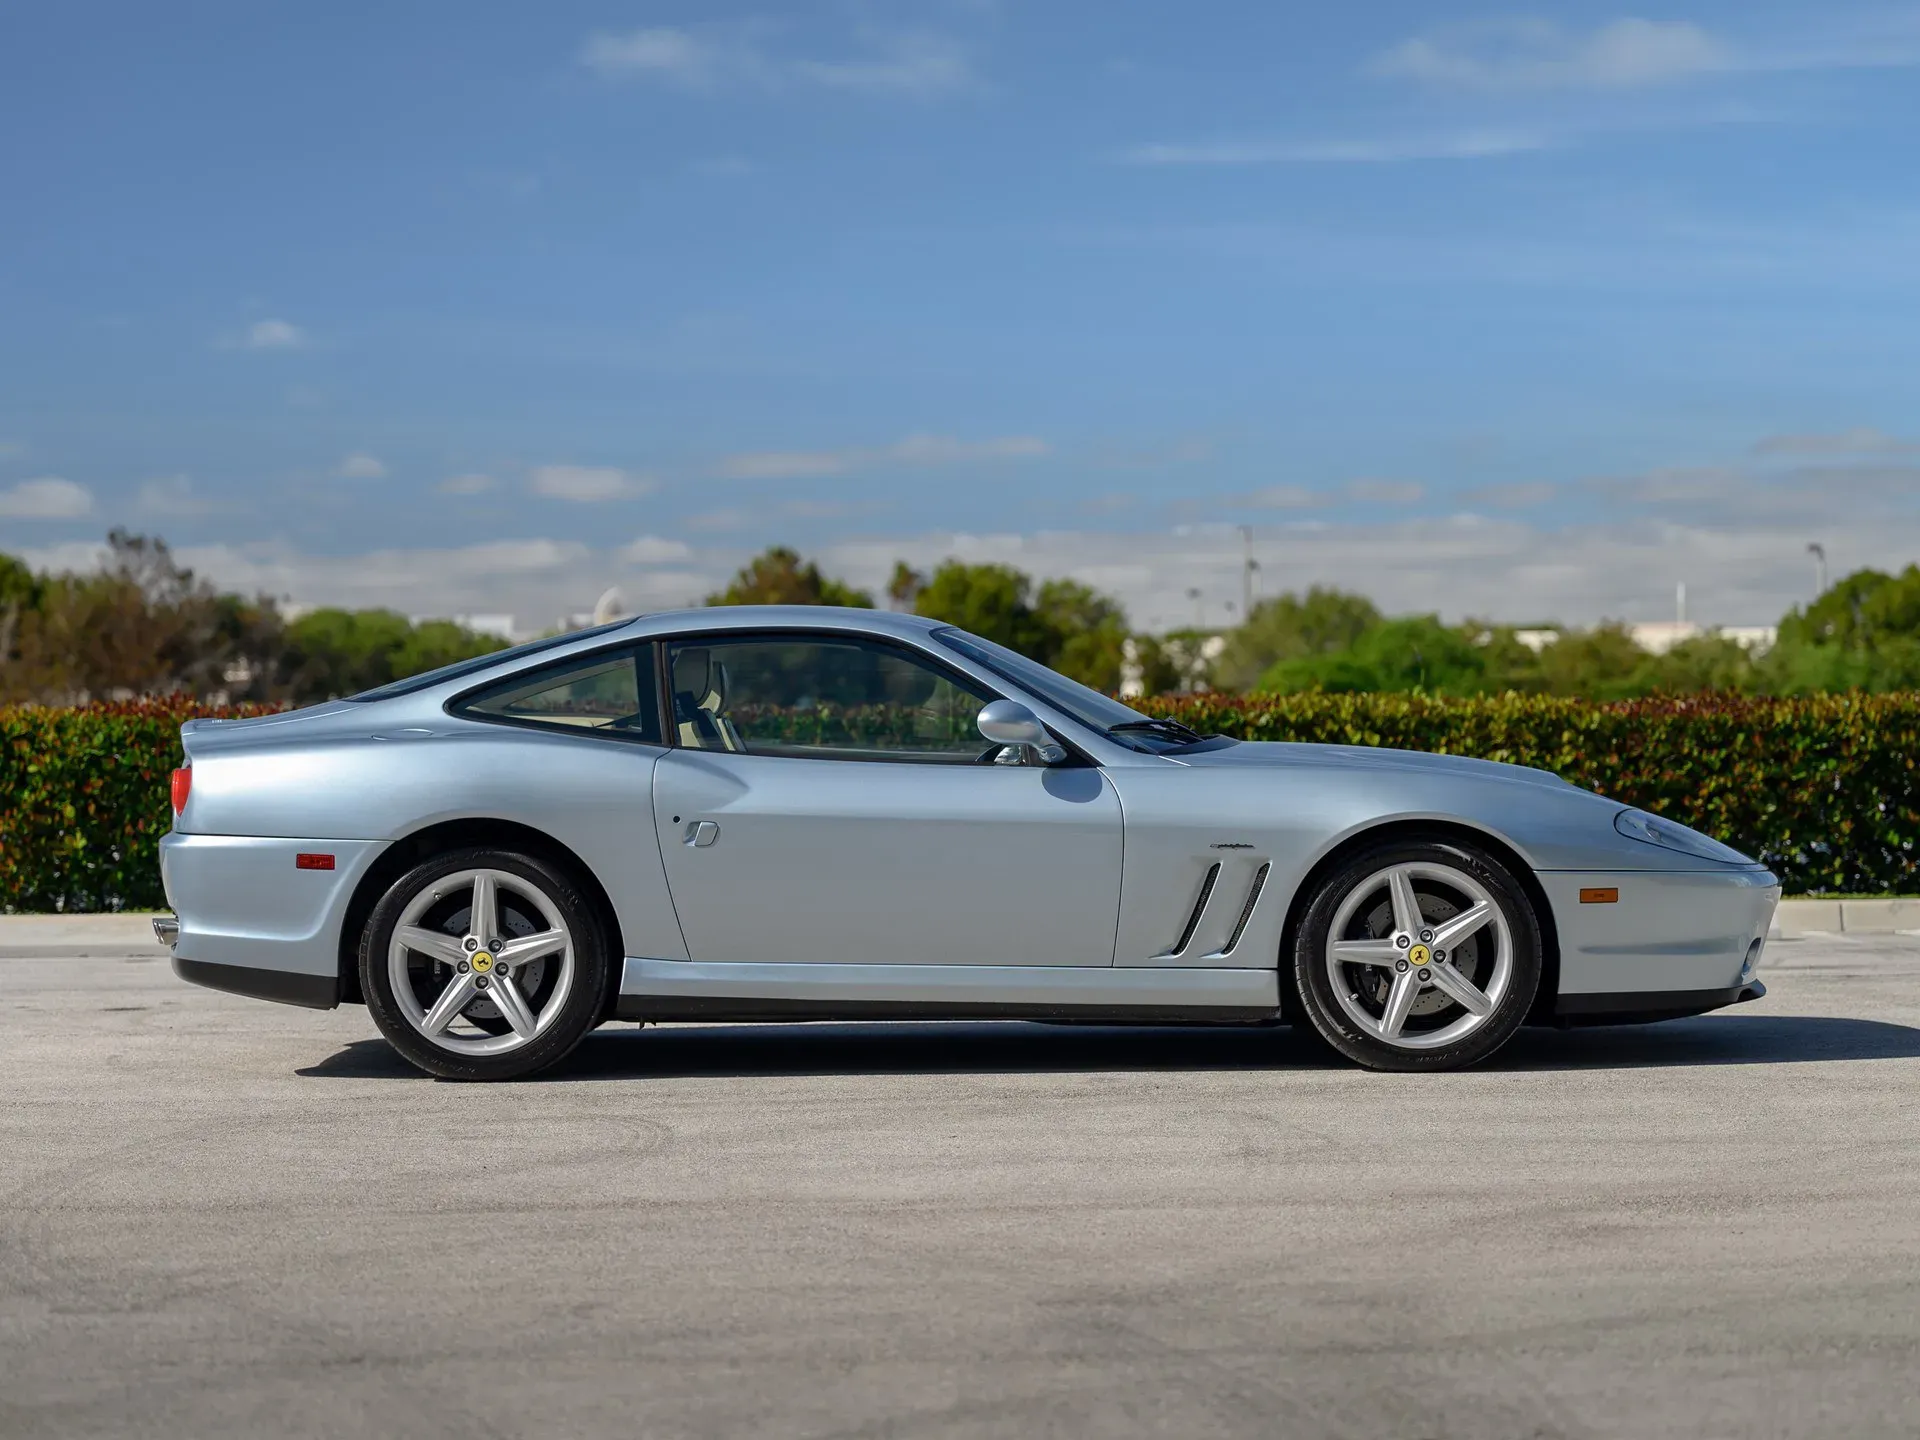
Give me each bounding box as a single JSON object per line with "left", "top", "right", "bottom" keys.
{"left": 0, "top": 533, "right": 505, "bottom": 706}
{"left": 905, "top": 561, "right": 1129, "bottom": 690}
{"left": 706, "top": 546, "right": 874, "bottom": 608}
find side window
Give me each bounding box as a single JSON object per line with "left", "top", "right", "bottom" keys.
{"left": 456, "top": 647, "right": 662, "bottom": 743}
{"left": 665, "top": 636, "right": 995, "bottom": 763}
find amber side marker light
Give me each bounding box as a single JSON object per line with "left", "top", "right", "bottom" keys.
{"left": 1580, "top": 887, "right": 1620, "bottom": 904}
{"left": 169, "top": 767, "right": 191, "bottom": 814}
{"left": 295, "top": 853, "right": 336, "bottom": 871}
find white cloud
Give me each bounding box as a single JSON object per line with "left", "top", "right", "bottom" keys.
{"left": 1462, "top": 480, "right": 1559, "bottom": 510}
{"left": 622, "top": 534, "right": 693, "bottom": 564}
{"left": 0, "top": 476, "right": 93, "bottom": 520}
{"left": 1346, "top": 477, "right": 1425, "bottom": 505}
{"left": 242, "top": 318, "right": 306, "bottom": 350}
{"left": 580, "top": 24, "right": 973, "bottom": 98}
{"left": 580, "top": 26, "right": 722, "bottom": 83}
{"left": 1373, "top": 18, "right": 1730, "bottom": 91}
{"left": 716, "top": 433, "right": 1049, "bottom": 480}
{"left": 687, "top": 508, "right": 751, "bottom": 532}
{"left": 136, "top": 474, "right": 221, "bottom": 516}
{"left": 16, "top": 446, "right": 1912, "bottom": 638}
{"left": 792, "top": 33, "right": 972, "bottom": 96}
{"left": 1126, "top": 130, "right": 1550, "bottom": 166}
{"left": 439, "top": 472, "right": 497, "bottom": 495}
{"left": 1753, "top": 428, "right": 1917, "bottom": 457}
{"left": 529, "top": 464, "right": 655, "bottom": 502}
{"left": 338, "top": 452, "right": 388, "bottom": 480}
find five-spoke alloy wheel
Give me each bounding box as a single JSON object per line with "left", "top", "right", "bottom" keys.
{"left": 1292, "top": 839, "right": 1542, "bottom": 1071}
{"left": 361, "top": 847, "right": 610, "bottom": 1080}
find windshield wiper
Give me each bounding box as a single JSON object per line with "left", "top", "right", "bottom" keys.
{"left": 1106, "top": 718, "right": 1206, "bottom": 745}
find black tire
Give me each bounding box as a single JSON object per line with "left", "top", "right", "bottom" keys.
{"left": 1291, "top": 839, "right": 1541, "bottom": 1072}
{"left": 360, "top": 847, "right": 611, "bottom": 1081}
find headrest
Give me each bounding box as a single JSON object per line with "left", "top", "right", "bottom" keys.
{"left": 671, "top": 648, "right": 710, "bottom": 698}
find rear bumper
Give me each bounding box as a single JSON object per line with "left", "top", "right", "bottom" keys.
{"left": 174, "top": 955, "right": 339, "bottom": 1009}
{"left": 160, "top": 832, "right": 384, "bottom": 1008}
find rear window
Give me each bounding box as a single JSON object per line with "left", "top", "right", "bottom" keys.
{"left": 347, "top": 620, "right": 633, "bottom": 702}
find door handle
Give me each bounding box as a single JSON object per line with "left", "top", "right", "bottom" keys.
{"left": 683, "top": 820, "right": 720, "bottom": 848}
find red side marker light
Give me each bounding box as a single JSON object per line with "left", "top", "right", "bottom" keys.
{"left": 170, "top": 767, "right": 191, "bottom": 814}
{"left": 1580, "top": 887, "right": 1620, "bottom": 904}
{"left": 295, "top": 853, "right": 336, "bottom": 871}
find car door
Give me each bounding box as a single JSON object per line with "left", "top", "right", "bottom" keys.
{"left": 650, "top": 630, "right": 1123, "bottom": 967}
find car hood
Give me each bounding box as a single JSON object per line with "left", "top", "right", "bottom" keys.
{"left": 1176, "top": 740, "right": 1573, "bottom": 791}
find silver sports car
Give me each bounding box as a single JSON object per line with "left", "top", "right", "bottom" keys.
{"left": 158, "top": 605, "right": 1779, "bottom": 1080}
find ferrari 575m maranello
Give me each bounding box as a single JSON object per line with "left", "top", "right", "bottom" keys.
{"left": 158, "top": 606, "right": 1779, "bottom": 1079}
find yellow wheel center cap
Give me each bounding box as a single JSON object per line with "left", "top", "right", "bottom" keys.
{"left": 1408, "top": 944, "right": 1431, "bottom": 967}
{"left": 471, "top": 952, "right": 494, "bottom": 974}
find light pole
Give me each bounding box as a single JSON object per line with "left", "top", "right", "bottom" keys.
{"left": 1186, "top": 586, "right": 1203, "bottom": 630}
{"left": 1807, "top": 542, "right": 1827, "bottom": 599}
{"left": 1239, "top": 525, "right": 1258, "bottom": 618}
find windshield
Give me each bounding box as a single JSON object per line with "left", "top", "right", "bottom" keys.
{"left": 347, "top": 619, "right": 634, "bottom": 702}
{"left": 930, "top": 626, "right": 1174, "bottom": 737}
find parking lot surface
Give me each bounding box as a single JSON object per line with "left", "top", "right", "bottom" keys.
{"left": 4, "top": 935, "right": 1920, "bottom": 1439}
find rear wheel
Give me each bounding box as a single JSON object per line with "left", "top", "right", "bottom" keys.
{"left": 1292, "top": 840, "right": 1541, "bottom": 1072}
{"left": 360, "top": 848, "right": 609, "bottom": 1080}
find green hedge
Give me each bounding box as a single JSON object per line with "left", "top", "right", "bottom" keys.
{"left": 3, "top": 693, "right": 1915, "bottom": 911}
{"left": 1146, "top": 692, "right": 1918, "bottom": 896}
{"left": 0, "top": 700, "right": 277, "bottom": 913}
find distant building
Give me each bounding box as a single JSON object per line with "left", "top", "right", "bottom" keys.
{"left": 447, "top": 613, "right": 518, "bottom": 642}
{"left": 1628, "top": 622, "right": 1777, "bottom": 656}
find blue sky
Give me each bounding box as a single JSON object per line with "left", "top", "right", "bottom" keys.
{"left": 4, "top": 1, "right": 1918, "bottom": 631}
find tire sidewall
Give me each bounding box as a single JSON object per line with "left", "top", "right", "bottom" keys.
{"left": 360, "top": 847, "right": 609, "bottom": 1081}
{"left": 1293, "top": 839, "right": 1542, "bottom": 1072}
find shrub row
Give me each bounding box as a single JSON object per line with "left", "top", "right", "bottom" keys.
{"left": 1146, "top": 691, "right": 1918, "bottom": 896}
{"left": 0, "top": 700, "right": 277, "bottom": 913}
{"left": 3, "top": 693, "right": 1914, "bottom": 910}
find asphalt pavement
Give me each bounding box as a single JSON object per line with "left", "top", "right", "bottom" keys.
{"left": 4, "top": 933, "right": 1920, "bottom": 1439}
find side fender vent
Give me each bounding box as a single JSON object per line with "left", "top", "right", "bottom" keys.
{"left": 1170, "top": 862, "right": 1221, "bottom": 956}
{"left": 1219, "top": 863, "right": 1271, "bottom": 957}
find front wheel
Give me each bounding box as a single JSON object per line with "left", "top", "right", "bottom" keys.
{"left": 360, "top": 848, "right": 610, "bottom": 1080}
{"left": 1291, "top": 840, "right": 1541, "bottom": 1072}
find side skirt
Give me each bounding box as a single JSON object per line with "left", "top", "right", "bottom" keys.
{"left": 615, "top": 958, "right": 1279, "bottom": 1025}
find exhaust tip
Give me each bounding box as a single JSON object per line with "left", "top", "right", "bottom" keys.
{"left": 153, "top": 916, "right": 180, "bottom": 948}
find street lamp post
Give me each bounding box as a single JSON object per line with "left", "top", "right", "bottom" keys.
{"left": 1807, "top": 542, "right": 1827, "bottom": 599}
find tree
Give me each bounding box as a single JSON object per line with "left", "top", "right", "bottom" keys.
{"left": 908, "top": 560, "right": 1133, "bottom": 689}
{"left": 1213, "top": 587, "right": 1381, "bottom": 693}
{"left": 1257, "top": 615, "right": 1488, "bottom": 694}
{"left": 1036, "top": 577, "right": 1129, "bottom": 691}
{"left": 887, "top": 561, "right": 925, "bottom": 610}
{"left": 706, "top": 546, "right": 873, "bottom": 608}
{"left": 1533, "top": 623, "right": 1647, "bottom": 700}
{"left": 911, "top": 561, "right": 1049, "bottom": 656}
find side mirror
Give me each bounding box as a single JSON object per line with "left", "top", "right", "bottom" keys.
{"left": 977, "top": 700, "right": 1066, "bottom": 764}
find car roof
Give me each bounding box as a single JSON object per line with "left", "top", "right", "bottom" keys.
{"left": 623, "top": 605, "right": 946, "bottom": 641}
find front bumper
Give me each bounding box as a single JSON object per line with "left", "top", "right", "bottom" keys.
{"left": 1543, "top": 865, "right": 1779, "bottom": 1005}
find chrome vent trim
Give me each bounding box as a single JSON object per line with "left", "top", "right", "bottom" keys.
{"left": 1219, "top": 863, "right": 1270, "bottom": 956}
{"left": 1171, "top": 863, "right": 1221, "bottom": 956}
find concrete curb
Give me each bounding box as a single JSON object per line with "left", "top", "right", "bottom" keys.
{"left": 0, "top": 913, "right": 170, "bottom": 952}
{"left": 1773, "top": 897, "right": 1920, "bottom": 937}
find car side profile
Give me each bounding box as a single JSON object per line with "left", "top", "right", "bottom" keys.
{"left": 158, "top": 606, "right": 1780, "bottom": 1080}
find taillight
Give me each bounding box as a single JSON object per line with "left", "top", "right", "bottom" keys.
{"left": 170, "top": 766, "right": 191, "bottom": 814}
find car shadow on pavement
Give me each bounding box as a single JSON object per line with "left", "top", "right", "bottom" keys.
{"left": 297, "top": 1012, "right": 1920, "bottom": 1081}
